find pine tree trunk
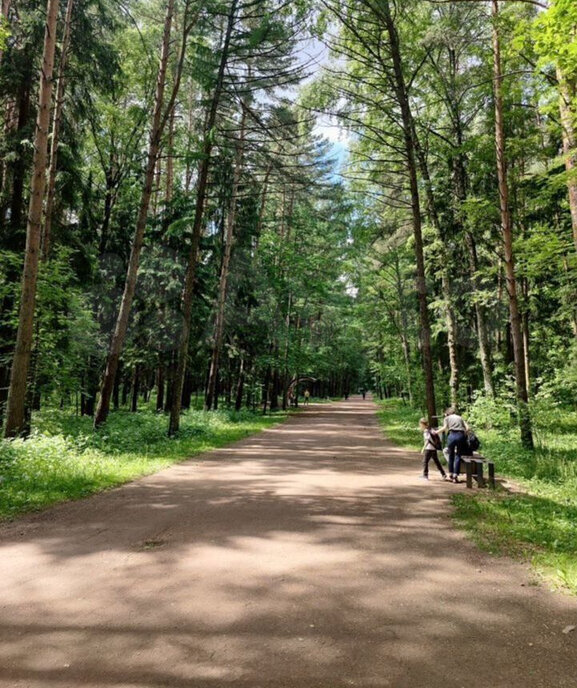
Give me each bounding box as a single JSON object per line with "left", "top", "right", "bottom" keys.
{"left": 492, "top": 0, "right": 533, "bottom": 448}
{"left": 42, "top": 0, "right": 74, "bottom": 260}
{"left": 131, "top": 364, "right": 140, "bottom": 412}
{"left": 205, "top": 107, "right": 245, "bottom": 411}
{"left": 413, "top": 134, "right": 460, "bottom": 409}
{"left": 165, "top": 107, "right": 175, "bottom": 205}
{"left": 557, "top": 67, "right": 577, "bottom": 253}
{"left": 382, "top": 0, "right": 436, "bottom": 424}
{"left": 464, "top": 232, "right": 495, "bottom": 397}
{"left": 168, "top": 0, "right": 237, "bottom": 435}
{"left": 94, "top": 0, "right": 176, "bottom": 428}
{"left": 156, "top": 359, "right": 165, "bottom": 411}
{"left": 393, "top": 256, "right": 413, "bottom": 404}
{"left": 3, "top": 0, "right": 60, "bottom": 437}
{"left": 234, "top": 357, "right": 245, "bottom": 411}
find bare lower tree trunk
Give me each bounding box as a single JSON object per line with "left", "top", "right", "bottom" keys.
{"left": 556, "top": 68, "right": 577, "bottom": 339}
{"left": 413, "top": 135, "right": 460, "bottom": 409}
{"left": 234, "top": 357, "right": 245, "bottom": 411}
{"left": 557, "top": 68, "right": 577, "bottom": 253}
{"left": 42, "top": 0, "right": 74, "bottom": 260}
{"left": 94, "top": 0, "right": 186, "bottom": 428}
{"left": 3, "top": 0, "right": 60, "bottom": 437}
{"left": 205, "top": 109, "right": 245, "bottom": 411}
{"left": 393, "top": 255, "right": 412, "bottom": 404}
{"left": 165, "top": 107, "right": 175, "bottom": 205}
{"left": 464, "top": 232, "right": 495, "bottom": 396}
{"left": 453, "top": 147, "right": 495, "bottom": 396}
{"left": 492, "top": 0, "right": 533, "bottom": 448}
{"left": 168, "top": 0, "right": 237, "bottom": 435}
{"left": 156, "top": 357, "right": 165, "bottom": 411}
{"left": 382, "top": 0, "right": 436, "bottom": 424}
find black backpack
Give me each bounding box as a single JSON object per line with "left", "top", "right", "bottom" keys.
{"left": 467, "top": 431, "right": 481, "bottom": 452}
{"left": 429, "top": 429, "right": 443, "bottom": 450}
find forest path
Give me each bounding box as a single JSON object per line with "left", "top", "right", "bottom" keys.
{"left": 0, "top": 398, "right": 576, "bottom": 688}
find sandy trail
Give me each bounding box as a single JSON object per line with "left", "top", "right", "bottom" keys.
{"left": 0, "top": 398, "right": 576, "bottom": 687}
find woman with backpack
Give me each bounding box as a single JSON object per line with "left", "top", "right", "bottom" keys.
{"left": 419, "top": 418, "right": 448, "bottom": 481}
{"left": 438, "top": 408, "right": 470, "bottom": 483}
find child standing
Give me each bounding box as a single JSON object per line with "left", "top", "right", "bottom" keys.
{"left": 419, "top": 418, "right": 447, "bottom": 481}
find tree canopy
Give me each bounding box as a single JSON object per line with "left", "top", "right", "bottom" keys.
{"left": 0, "top": 0, "right": 576, "bottom": 446}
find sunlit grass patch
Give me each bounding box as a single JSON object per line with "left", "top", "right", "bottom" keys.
{"left": 0, "top": 407, "right": 288, "bottom": 521}
{"left": 375, "top": 400, "right": 422, "bottom": 450}
{"left": 377, "top": 399, "right": 577, "bottom": 595}
{"left": 453, "top": 488, "right": 577, "bottom": 595}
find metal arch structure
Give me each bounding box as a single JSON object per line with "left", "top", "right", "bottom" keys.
{"left": 287, "top": 376, "right": 317, "bottom": 398}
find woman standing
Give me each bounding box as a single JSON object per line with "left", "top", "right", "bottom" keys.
{"left": 439, "top": 408, "right": 469, "bottom": 483}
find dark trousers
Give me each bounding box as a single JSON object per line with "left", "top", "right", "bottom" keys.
{"left": 447, "top": 431, "right": 466, "bottom": 476}
{"left": 422, "top": 450, "right": 446, "bottom": 477}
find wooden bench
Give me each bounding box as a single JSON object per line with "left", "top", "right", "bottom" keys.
{"left": 458, "top": 454, "right": 496, "bottom": 489}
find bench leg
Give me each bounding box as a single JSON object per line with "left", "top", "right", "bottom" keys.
{"left": 488, "top": 462, "right": 495, "bottom": 489}
{"left": 465, "top": 460, "right": 473, "bottom": 489}
{"left": 475, "top": 460, "right": 485, "bottom": 488}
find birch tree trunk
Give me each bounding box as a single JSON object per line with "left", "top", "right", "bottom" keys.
{"left": 3, "top": 0, "right": 60, "bottom": 437}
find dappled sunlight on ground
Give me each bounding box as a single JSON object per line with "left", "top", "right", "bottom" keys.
{"left": 0, "top": 398, "right": 576, "bottom": 687}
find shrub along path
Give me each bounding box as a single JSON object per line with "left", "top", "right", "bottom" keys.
{"left": 0, "top": 397, "right": 576, "bottom": 687}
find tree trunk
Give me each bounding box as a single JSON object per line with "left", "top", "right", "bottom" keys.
{"left": 234, "top": 357, "right": 245, "bottom": 411}
{"left": 453, "top": 146, "right": 495, "bottom": 397}
{"left": 156, "top": 359, "right": 165, "bottom": 411}
{"left": 205, "top": 107, "right": 245, "bottom": 411}
{"left": 165, "top": 107, "right": 175, "bottom": 205}
{"left": 492, "top": 0, "right": 533, "bottom": 448}
{"left": 382, "top": 0, "right": 436, "bottom": 424}
{"left": 168, "top": 0, "right": 237, "bottom": 435}
{"left": 94, "top": 0, "right": 177, "bottom": 428}
{"left": 413, "top": 133, "right": 460, "bottom": 409}
{"left": 464, "top": 232, "right": 495, "bottom": 397}
{"left": 557, "top": 67, "right": 577, "bottom": 253}
{"left": 42, "top": 0, "right": 74, "bottom": 260}
{"left": 130, "top": 364, "right": 140, "bottom": 412}
{"left": 3, "top": 0, "right": 60, "bottom": 437}
{"left": 392, "top": 257, "right": 412, "bottom": 404}
{"left": 9, "top": 76, "right": 32, "bottom": 243}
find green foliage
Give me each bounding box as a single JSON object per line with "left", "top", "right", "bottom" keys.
{"left": 534, "top": 0, "right": 577, "bottom": 78}
{"left": 0, "top": 406, "right": 287, "bottom": 520}
{"left": 375, "top": 399, "right": 422, "bottom": 450}
{"left": 0, "top": 17, "right": 8, "bottom": 52}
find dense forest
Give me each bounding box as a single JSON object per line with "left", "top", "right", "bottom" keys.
{"left": 1, "top": 1, "right": 576, "bottom": 496}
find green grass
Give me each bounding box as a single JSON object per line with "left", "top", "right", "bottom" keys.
{"left": 376, "top": 399, "right": 577, "bottom": 595}
{"left": 0, "top": 406, "right": 288, "bottom": 521}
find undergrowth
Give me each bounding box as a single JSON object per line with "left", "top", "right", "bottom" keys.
{"left": 0, "top": 406, "right": 287, "bottom": 521}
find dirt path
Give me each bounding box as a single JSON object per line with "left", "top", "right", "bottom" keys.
{"left": 1, "top": 398, "right": 576, "bottom": 688}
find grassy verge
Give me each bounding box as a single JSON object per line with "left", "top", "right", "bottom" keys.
{"left": 0, "top": 406, "right": 288, "bottom": 521}
{"left": 376, "top": 399, "right": 577, "bottom": 595}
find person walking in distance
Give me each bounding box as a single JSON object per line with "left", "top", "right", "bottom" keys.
{"left": 419, "top": 418, "right": 447, "bottom": 481}
{"left": 438, "top": 407, "right": 469, "bottom": 483}
{"left": 304, "top": 389, "right": 310, "bottom": 405}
